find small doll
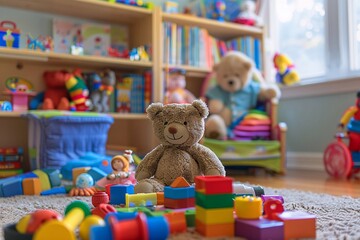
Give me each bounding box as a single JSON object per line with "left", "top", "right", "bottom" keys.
{"left": 95, "top": 150, "right": 136, "bottom": 189}
{"left": 164, "top": 68, "right": 196, "bottom": 104}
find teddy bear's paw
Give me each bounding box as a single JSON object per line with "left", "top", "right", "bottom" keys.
{"left": 43, "top": 98, "right": 54, "bottom": 110}
{"left": 57, "top": 97, "right": 70, "bottom": 110}
{"left": 135, "top": 179, "right": 165, "bottom": 193}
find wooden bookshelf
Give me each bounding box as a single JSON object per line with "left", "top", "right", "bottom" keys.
{"left": 0, "top": 0, "right": 152, "bottom": 25}
{"left": 162, "top": 13, "right": 263, "bottom": 40}
{"left": 108, "top": 113, "right": 147, "bottom": 120}
{"left": 0, "top": 112, "right": 25, "bottom": 118}
{"left": 0, "top": 48, "right": 153, "bottom": 70}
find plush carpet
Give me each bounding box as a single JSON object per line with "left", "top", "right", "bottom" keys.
{"left": 1, "top": 187, "right": 359, "bottom": 240}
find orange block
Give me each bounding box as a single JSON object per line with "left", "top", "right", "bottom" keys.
{"left": 72, "top": 167, "right": 91, "bottom": 185}
{"left": 276, "top": 211, "right": 316, "bottom": 240}
{"left": 22, "top": 178, "right": 41, "bottom": 195}
{"left": 195, "top": 219, "right": 234, "bottom": 237}
{"left": 164, "top": 211, "right": 187, "bottom": 234}
{"left": 156, "top": 192, "right": 164, "bottom": 205}
{"left": 170, "top": 177, "right": 190, "bottom": 188}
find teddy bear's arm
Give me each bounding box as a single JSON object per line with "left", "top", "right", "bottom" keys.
{"left": 135, "top": 145, "right": 165, "bottom": 181}
{"left": 190, "top": 143, "right": 226, "bottom": 176}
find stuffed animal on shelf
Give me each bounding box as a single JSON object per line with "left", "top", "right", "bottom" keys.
{"left": 164, "top": 68, "right": 196, "bottom": 104}
{"left": 64, "top": 70, "right": 90, "bottom": 112}
{"left": 42, "top": 70, "right": 70, "bottom": 110}
{"left": 134, "top": 100, "right": 225, "bottom": 193}
{"left": 88, "top": 69, "right": 116, "bottom": 113}
{"left": 273, "top": 53, "right": 300, "bottom": 86}
{"left": 205, "top": 51, "right": 280, "bottom": 140}
{"left": 233, "top": 0, "right": 263, "bottom": 26}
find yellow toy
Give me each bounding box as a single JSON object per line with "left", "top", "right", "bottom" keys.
{"left": 79, "top": 215, "right": 105, "bottom": 240}
{"left": 234, "top": 196, "right": 263, "bottom": 219}
{"left": 273, "top": 53, "right": 300, "bottom": 86}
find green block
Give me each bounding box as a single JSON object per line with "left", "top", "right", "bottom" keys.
{"left": 195, "top": 192, "right": 234, "bottom": 209}
{"left": 185, "top": 209, "right": 195, "bottom": 227}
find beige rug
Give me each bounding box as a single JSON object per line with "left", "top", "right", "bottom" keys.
{"left": 1, "top": 187, "right": 359, "bottom": 240}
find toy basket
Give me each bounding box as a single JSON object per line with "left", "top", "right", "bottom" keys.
{"left": 26, "top": 111, "right": 114, "bottom": 170}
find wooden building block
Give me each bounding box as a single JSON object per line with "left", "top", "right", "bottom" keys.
{"left": 164, "top": 186, "right": 195, "bottom": 199}
{"left": 195, "top": 205, "right": 234, "bottom": 224}
{"left": 164, "top": 197, "right": 195, "bottom": 209}
{"left": 164, "top": 211, "right": 187, "bottom": 234}
{"left": 32, "top": 169, "right": 51, "bottom": 191}
{"left": 195, "top": 192, "right": 233, "bottom": 209}
{"left": 276, "top": 211, "right": 316, "bottom": 240}
{"left": 195, "top": 219, "right": 234, "bottom": 237}
{"left": 195, "top": 176, "right": 233, "bottom": 195}
{"left": 22, "top": 178, "right": 41, "bottom": 195}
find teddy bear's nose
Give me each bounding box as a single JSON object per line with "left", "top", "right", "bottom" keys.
{"left": 228, "top": 80, "right": 234, "bottom": 86}
{"left": 168, "top": 127, "right": 178, "bottom": 134}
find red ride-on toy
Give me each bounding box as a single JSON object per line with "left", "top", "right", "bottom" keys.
{"left": 324, "top": 133, "right": 360, "bottom": 178}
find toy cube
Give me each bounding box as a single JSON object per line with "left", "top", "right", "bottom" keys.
{"left": 195, "top": 206, "right": 234, "bottom": 224}
{"left": 185, "top": 209, "right": 196, "bottom": 227}
{"left": 195, "top": 176, "right": 233, "bottom": 194}
{"left": 125, "top": 193, "right": 157, "bottom": 207}
{"left": 164, "top": 211, "right": 187, "bottom": 234}
{"left": 41, "top": 168, "right": 61, "bottom": 187}
{"left": 0, "top": 177, "right": 23, "bottom": 197}
{"left": 276, "top": 211, "right": 316, "bottom": 240}
{"left": 110, "top": 184, "right": 134, "bottom": 205}
{"left": 156, "top": 192, "right": 164, "bottom": 205}
{"left": 195, "top": 192, "right": 233, "bottom": 209}
{"left": 234, "top": 196, "right": 263, "bottom": 219}
{"left": 164, "top": 197, "right": 195, "bottom": 209}
{"left": 22, "top": 178, "right": 41, "bottom": 195}
{"left": 195, "top": 219, "right": 234, "bottom": 238}
{"left": 164, "top": 186, "right": 195, "bottom": 199}
{"left": 87, "top": 167, "right": 107, "bottom": 182}
{"left": 235, "top": 217, "right": 284, "bottom": 240}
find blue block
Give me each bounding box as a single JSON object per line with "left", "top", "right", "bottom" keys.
{"left": 87, "top": 167, "right": 107, "bottom": 182}
{"left": 91, "top": 225, "right": 112, "bottom": 240}
{"left": 148, "top": 216, "right": 170, "bottom": 240}
{"left": 41, "top": 186, "right": 66, "bottom": 196}
{"left": 0, "top": 178, "right": 23, "bottom": 197}
{"left": 110, "top": 184, "right": 134, "bottom": 205}
{"left": 164, "top": 186, "right": 195, "bottom": 199}
{"left": 41, "top": 169, "right": 61, "bottom": 187}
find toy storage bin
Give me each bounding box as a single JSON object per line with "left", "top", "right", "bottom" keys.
{"left": 0, "top": 21, "right": 20, "bottom": 48}
{"left": 27, "top": 111, "right": 114, "bottom": 170}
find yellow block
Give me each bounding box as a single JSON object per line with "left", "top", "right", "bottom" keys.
{"left": 195, "top": 205, "right": 234, "bottom": 224}
{"left": 234, "top": 196, "right": 262, "bottom": 219}
{"left": 125, "top": 193, "right": 157, "bottom": 207}
{"left": 32, "top": 170, "right": 51, "bottom": 191}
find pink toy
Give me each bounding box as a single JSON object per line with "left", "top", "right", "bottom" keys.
{"left": 4, "top": 77, "right": 35, "bottom": 111}
{"left": 164, "top": 68, "right": 196, "bottom": 104}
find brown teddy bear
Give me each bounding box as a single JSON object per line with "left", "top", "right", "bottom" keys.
{"left": 135, "top": 99, "right": 226, "bottom": 193}
{"left": 205, "top": 51, "right": 280, "bottom": 140}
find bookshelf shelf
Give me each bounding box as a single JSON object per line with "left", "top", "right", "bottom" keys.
{"left": 0, "top": 112, "right": 25, "bottom": 118}
{"left": 0, "top": 0, "right": 152, "bottom": 25}
{"left": 0, "top": 48, "right": 153, "bottom": 70}
{"left": 162, "top": 13, "right": 263, "bottom": 40}
{"left": 108, "top": 113, "right": 148, "bottom": 120}
{"left": 163, "top": 64, "right": 211, "bottom": 76}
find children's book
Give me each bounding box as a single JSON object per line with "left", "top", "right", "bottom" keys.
{"left": 116, "top": 77, "right": 132, "bottom": 113}
{"left": 82, "top": 23, "right": 111, "bottom": 56}
{"left": 53, "top": 19, "right": 82, "bottom": 53}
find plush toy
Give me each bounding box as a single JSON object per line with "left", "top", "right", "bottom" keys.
{"left": 273, "top": 53, "right": 300, "bottom": 86}
{"left": 164, "top": 68, "right": 196, "bottom": 104}
{"left": 205, "top": 51, "right": 280, "bottom": 140}
{"left": 233, "top": 0, "right": 262, "bottom": 26}
{"left": 42, "top": 70, "right": 70, "bottom": 110}
{"left": 64, "top": 70, "right": 90, "bottom": 111}
{"left": 89, "top": 69, "right": 116, "bottom": 112}
{"left": 135, "top": 100, "right": 226, "bottom": 193}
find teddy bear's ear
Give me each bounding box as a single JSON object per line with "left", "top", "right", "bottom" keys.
{"left": 243, "top": 60, "right": 253, "bottom": 71}
{"left": 192, "top": 99, "right": 209, "bottom": 118}
{"left": 146, "top": 102, "right": 163, "bottom": 120}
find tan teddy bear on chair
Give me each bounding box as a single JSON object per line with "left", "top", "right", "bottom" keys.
{"left": 205, "top": 51, "right": 281, "bottom": 140}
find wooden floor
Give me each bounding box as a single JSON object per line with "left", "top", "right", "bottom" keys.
{"left": 227, "top": 169, "right": 360, "bottom": 198}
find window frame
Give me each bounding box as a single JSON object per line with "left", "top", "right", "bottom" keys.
{"left": 265, "top": 0, "right": 360, "bottom": 99}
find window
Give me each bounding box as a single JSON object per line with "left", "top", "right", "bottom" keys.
{"left": 271, "top": 0, "right": 359, "bottom": 83}
{"left": 275, "top": 0, "right": 326, "bottom": 79}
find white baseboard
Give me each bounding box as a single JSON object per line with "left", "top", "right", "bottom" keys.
{"left": 286, "top": 152, "right": 324, "bottom": 171}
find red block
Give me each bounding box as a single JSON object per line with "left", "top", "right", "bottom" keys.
{"left": 164, "top": 197, "right": 195, "bottom": 209}
{"left": 164, "top": 211, "right": 187, "bottom": 234}
{"left": 195, "top": 176, "right": 233, "bottom": 195}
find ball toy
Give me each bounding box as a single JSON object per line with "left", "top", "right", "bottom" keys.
{"left": 76, "top": 173, "right": 94, "bottom": 189}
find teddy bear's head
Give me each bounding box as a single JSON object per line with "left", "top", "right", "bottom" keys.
{"left": 146, "top": 100, "right": 208, "bottom": 146}
{"left": 213, "top": 51, "right": 253, "bottom": 93}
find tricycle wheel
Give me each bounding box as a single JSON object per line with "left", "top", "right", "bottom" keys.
{"left": 323, "top": 140, "right": 352, "bottom": 178}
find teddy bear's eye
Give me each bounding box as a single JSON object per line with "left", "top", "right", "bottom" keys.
{"left": 164, "top": 121, "right": 168, "bottom": 125}
{"left": 184, "top": 121, "right": 187, "bottom": 125}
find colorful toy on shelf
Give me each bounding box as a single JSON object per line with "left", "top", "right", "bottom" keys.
{"left": 41, "top": 70, "right": 70, "bottom": 110}
{"left": 108, "top": 47, "right": 129, "bottom": 58}
{"left": 129, "top": 45, "right": 150, "bottom": 61}
{"left": 3, "top": 77, "right": 36, "bottom": 111}
{"left": 233, "top": 0, "right": 263, "bottom": 26}
{"left": 88, "top": 70, "right": 116, "bottom": 113}
{"left": 0, "top": 101, "right": 12, "bottom": 111}
{"left": 0, "top": 147, "right": 24, "bottom": 178}
{"left": 0, "top": 21, "right": 20, "bottom": 48}
{"left": 164, "top": 1, "right": 179, "bottom": 13}
{"left": 134, "top": 100, "right": 225, "bottom": 193}
{"left": 324, "top": 90, "right": 360, "bottom": 178}
{"left": 164, "top": 68, "right": 196, "bottom": 105}
{"left": 26, "top": 34, "right": 54, "bottom": 52}
{"left": 273, "top": 53, "right": 300, "bottom": 86}
{"left": 65, "top": 70, "right": 90, "bottom": 111}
